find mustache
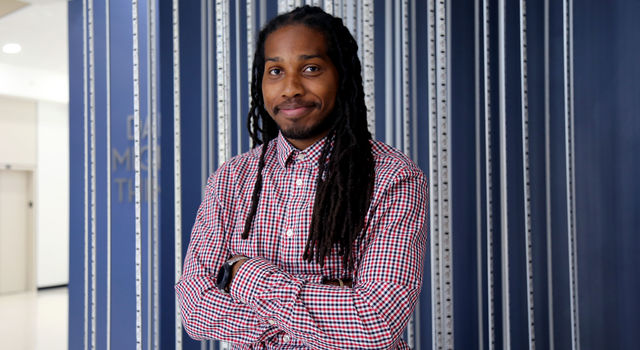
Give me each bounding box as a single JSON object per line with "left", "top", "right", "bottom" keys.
{"left": 273, "top": 99, "right": 319, "bottom": 114}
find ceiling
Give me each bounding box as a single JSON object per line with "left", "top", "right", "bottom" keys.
{"left": 0, "top": 0, "right": 68, "bottom": 103}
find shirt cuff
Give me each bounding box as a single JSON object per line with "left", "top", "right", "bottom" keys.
{"left": 230, "top": 257, "right": 302, "bottom": 309}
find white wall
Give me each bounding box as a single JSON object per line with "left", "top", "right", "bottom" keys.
{"left": 0, "top": 95, "right": 37, "bottom": 166}
{"left": 36, "top": 100, "right": 69, "bottom": 287}
{"left": 0, "top": 95, "right": 69, "bottom": 288}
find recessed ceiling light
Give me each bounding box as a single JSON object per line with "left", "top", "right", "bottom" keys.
{"left": 2, "top": 43, "right": 22, "bottom": 54}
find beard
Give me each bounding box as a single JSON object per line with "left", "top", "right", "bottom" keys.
{"left": 278, "top": 109, "right": 336, "bottom": 141}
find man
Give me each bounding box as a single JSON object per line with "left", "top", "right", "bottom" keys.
{"left": 176, "top": 6, "right": 428, "bottom": 349}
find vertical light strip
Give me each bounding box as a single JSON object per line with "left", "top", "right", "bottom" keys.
{"left": 543, "top": 0, "right": 555, "bottom": 348}
{"left": 132, "top": 1, "right": 144, "bottom": 349}
{"left": 324, "top": 0, "right": 333, "bottom": 15}
{"left": 482, "top": 0, "right": 496, "bottom": 347}
{"left": 427, "top": 0, "right": 442, "bottom": 348}
{"left": 216, "top": 0, "right": 231, "bottom": 166}
{"left": 247, "top": 0, "right": 255, "bottom": 136}
{"left": 496, "top": 1, "right": 516, "bottom": 348}
{"left": 384, "top": 0, "right": 393, "bottom": 145}
{"left": 441, "top": 0, "right": 454, "bottom": 347}
{"left": 519, "top": 1, "right": 536, "bottom": 349}
{"left": 207, "top": 0, "right": 214, "bottom": 175}
{"left": 148, "top": 0, "right": 160, "bottom": 347}
{"left": 563, "top": 0, "right": 580, "bottom": 348}
{"left": 88, "top": 0, "right": 97, "bottom": 347}
{"left": 225, "top": 1, "right": 232, "bottom": 161}
{"left": 81, "top": 0, "right": 89, "bottom": 347}
{"left": 401, "top": 0, "right": 410, "bottom": 157}
{"left": 362, "top": 0, "right": 375, "bottom": 137}
{"left": 235, "top": 0, "right": 243, "bottom": 155}
{"left": 393, "top": 0, "right": 401, "bottom": 150}
{"left": 105, "top": 0, "right": 112, "bottom": 348}
{"left": 147, "top": 0, "right": 153, "bottom": 347}
{"left": 410, "top": 0, "right": 419, "bottom": 348}
{"left": 474, "top": 0, "right": 484, "bottom": 349}
{"left": 355, "top": 0, "right": 363, "bottom": 61}
{"left": 344, "top": 0, "right": 354, "bottom": 33}
{"left": 201, "top": 0, "right": 208, "bottom": 192}
{"left": 260, "top": 0, "right": 267, "bottom": 27}
{"left": 410, "top": 0, "right": 418, "bottom": 162}
{"left": 172, "top": 0, "right": 183, "bottom": 347}
{"left": 497, "top": 0, "right": 511, "bottom": 348}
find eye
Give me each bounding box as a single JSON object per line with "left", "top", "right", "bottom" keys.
{"left": 304, "top": 65, "right": 320, "bottom": 73}
{"left": 268, "top": 67, "right": 281, "bottom": 76}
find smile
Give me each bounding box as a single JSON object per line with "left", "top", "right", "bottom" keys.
{"left": 275, "top": 102, "right": 318, "bottom": 118}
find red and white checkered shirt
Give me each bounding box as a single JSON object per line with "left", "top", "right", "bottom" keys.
{"left": 176, "top": 132, "right": 428, "bottom": 349}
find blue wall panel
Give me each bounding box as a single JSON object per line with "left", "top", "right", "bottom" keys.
{"left": 67, "top": 1, "right": 640, "bottom": 349}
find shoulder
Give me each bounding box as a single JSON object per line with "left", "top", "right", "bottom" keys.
{"left": 370, "top": 139, "right": 426, "bottom": 184}
{"left": 207, "top": 142, "right": 272, "bottom": 198}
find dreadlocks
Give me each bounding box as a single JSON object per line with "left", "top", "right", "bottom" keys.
{"left": 243, "top": 6, "right": 375, "bottom": 269}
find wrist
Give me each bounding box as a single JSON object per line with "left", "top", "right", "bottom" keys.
{"left": 215, "top": 255, "right": 249, "bottom": 294}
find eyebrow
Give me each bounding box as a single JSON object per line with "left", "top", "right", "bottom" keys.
{"left": 265, "top": 54, "right": 324, "bottom": 62}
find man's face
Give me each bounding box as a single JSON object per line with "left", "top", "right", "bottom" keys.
{"left": 261, "top": 24, "right": 339, "bottom": 150}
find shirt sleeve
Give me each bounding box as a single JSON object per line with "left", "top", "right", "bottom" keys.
{"left": 229, "top": 169, "right": 429, "bottom": 349}
{"left": 175, "top": 173, "right": 272, "bottom": 344}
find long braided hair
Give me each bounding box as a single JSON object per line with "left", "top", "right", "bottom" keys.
{"left": 243, "top": 6, "right": 375, "bottom": 269}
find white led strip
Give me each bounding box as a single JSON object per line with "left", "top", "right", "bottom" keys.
{"left": 215, "top": 0, "right": 232, "bottom": 346}
{"left": 88, "top": 0, "right": 97, "bottom": 348}
{"left": 402, "top": 0, "right": 410, "bottom": 159}
{"left": 519, "top": 1, "right": 536, "bottom": 349}
{"left": 235, "top": 0, "right": 243, "bottom": 155}
{"left": 82, "top": 0, "right": 89, "bottom": 348}
{"left": 207, "top": 0, "right": 214, "bottom": 176}
{"left": 132, "top": 1, "right": 143, "bottom": 349}
{"left": 247, "top": 0, "right": 255, "bottom": 131}
{"left": 216, "top": 0, "right": 231, "bottom": 166}
{"left": 543, "top": 1, "right": 555, "bottom": 348}
{"left": 387, "top": 1, "right": 404, "bottom": 150}
{"left": 324, "top": 0, "right": 333, "bottom": 15}
{"left": 498, "top": 0, "right": 512, "bottom": 347}
{"left": 563, "top": 0, "right": 580, "bottom": 348}
{"left": 201, "top": 0, "right": 209, "bottom": 194}
{"left": 362, "top": 0, "right": 374, "bottom": 137}
{"left": 438, "top": 0, "right": 454, "bottom": 348}
{"left": 474, "top": 2, "right": 484, "bottom": 350}
{"left": 482, "top": 0, "right": 496, "bottom": 348}
{"left": 427, "top": 0, "right": 443, "bottom": 347}
{"left": 172, "top": 0, "right": 183, "bottom": 347}
{"left": 384, "top": 0, "right": 392, "bottom": 145}
{"left": 148, "top": 0, "right": 160, "bottom": 347}
{"left": 410, "top": 0, "right": 420, "bottom": 347}
{"left": 105, "top": 0, "right": 112, "bottom": 348}
{"left": 393, "top": 0, "right": 401, "bottom": 151}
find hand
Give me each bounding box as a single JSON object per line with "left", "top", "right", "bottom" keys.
{"left": 322, "top": 278, "right": 353, "bottom": 288}
{"left": 229, "top": 255, "right": 248, "bottom": 285}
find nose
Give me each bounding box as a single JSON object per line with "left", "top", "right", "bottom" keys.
{"left": 281, "top": 73, "right": 304, "bottom": 98}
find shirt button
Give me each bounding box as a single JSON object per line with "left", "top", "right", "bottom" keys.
{"left": 295, "top": 178, "right": 303, "bottom": 186}
{"left": 296, "top": 153, "right": 306, "bottom": 161}
{"left": 282, "top": 334, "right": 291, "bottom": 343}
{"left": 285, "top": 229, "right": 294, "bottom": 237}
{"left": 268, "top": 319, "right": 275, "bottom": 325}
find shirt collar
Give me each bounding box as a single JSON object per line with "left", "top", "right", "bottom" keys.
{"left": 275, "top": 131, "right": 331, "bottom": 168}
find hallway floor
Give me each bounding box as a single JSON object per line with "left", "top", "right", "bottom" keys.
{"left": 0, "top": 287, "right": 67, "bottom": 349}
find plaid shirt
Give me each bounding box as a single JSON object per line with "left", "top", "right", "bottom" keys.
{"left": 176, "top": 133, "right": 428, "bottom": 349}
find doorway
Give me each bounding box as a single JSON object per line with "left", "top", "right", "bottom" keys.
{"left": 0, "top": 168, "right": 35, "bottom": 294}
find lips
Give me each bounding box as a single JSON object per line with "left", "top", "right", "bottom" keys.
{"left": 274, "top": 100, "right": 318, "bottom": 118}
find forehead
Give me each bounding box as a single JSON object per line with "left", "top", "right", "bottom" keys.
{"left": 264, "top": 24, "right": 328, "bottom": 58}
